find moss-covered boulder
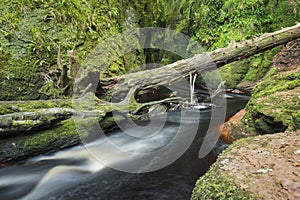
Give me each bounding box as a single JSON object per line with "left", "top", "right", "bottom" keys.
{"left": 191, "top": 139, "right": 255, "bottom": 200}
{"left": 243, "top": 40, "right": 300, "bottom": 135}
{"left": 191, "top": 131, "right": 300, "bottom": 200}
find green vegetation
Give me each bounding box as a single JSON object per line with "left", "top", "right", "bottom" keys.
{"left": 192, "top": 0, "right": 299, "bottom": 50}
{"left": 198, "top": 0, "right": 299, "bottom": 88}
{"left": 251, "top": 68, "right": 300, "bottom": 98}
{"left": 204, "top": 47, "right": 282, "bottom": 88}
{"left": 0, "top": 0, "right": 143, "bottom": 100}
{"left": 191, "top": 169, "right": 254, "bottom": 200}
{"left": 0, "top": 119, "right": 78, "bottom": 162}
{"left": 190, "top": 2, "right": 299, "bottom": 198}
{"left": 0, "top": 1, "right": 300, "bottom": 197}
{"left": 0, "top": 99, "right": 72, "bottom": 115}
{"left": 1, "top": 0, "right": 298, "bottom": 100}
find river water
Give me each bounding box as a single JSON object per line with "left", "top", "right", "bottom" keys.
{"left": 0, "top": 95, "right": 249, "bottom": 200}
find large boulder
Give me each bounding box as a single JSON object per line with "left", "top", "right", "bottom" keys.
{"left": 191, "top": 131, "right": 300, "bottom": 200}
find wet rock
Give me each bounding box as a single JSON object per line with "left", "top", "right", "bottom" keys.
{"left": 218, "top": 109, "right": 249, "bottom": 143}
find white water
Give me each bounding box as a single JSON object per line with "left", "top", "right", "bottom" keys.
{"left": 0, "top": 96, "right": 250, "bottom": 200}
{"left": 1, "top": 122, "right": 185, "bottom": 199}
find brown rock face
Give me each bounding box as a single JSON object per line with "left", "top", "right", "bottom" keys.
{"left": 218, "top": 109, "right": 248, "bottom": 143}
{"left": 218, "top": 131, "right": 300, "bottom": 200}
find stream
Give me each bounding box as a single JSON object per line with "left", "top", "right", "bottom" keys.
{"left": 0, "top": 95, "right": 249, "bottom": 200}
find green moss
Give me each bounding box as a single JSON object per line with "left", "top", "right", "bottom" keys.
{"left": 242, "top": 65, "right": 300, "bottom": 135}
{"left": 204, "top": 59, "right": 250, "bottom": 88}
{"left": 191, "top": 170, "right": 254, "bottom": 200}
{"left": 101, "top": 51, "right": 146, "bottom": 79}
{"left": 0, "top": 118, "right": 78, "bottom": 162}
{"left": 204, "top": 47, "right": 281, "bottom": 89}
{"left": 254, "top": 116, "right": 287, "bottom": 134}
{"left": 0, "top": 0, "right": 138, "bottom": 100}
{"left": 244, "top": 47, "right": 281, "bottom": 81}
{"left": 251, "top": 68, "right": 300, "bottom": 99}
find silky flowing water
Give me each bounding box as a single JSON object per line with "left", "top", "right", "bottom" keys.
{"left": 0, "top": 96, "right": 249, "bottom": 200}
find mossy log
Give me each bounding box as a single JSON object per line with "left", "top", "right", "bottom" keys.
{"left": 0, "top": 108, "right": 106, "bottom": 137}
{"left": 99, "top": 23, "right": 300, "bottom": 99}
{"left": 0, "top": 89, "right": 184, "bottom": 138}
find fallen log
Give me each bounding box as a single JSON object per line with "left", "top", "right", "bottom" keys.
{"left": 99, "top": 23, "right": 300, "bottom": 99}
{"left": 0, "top": 90, "right": 183, "bottom": 137}
{"left": 0, "top": 108, "right": 106, "bottom": 137}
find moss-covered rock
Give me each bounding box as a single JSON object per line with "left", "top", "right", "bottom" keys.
{"left": 243, "top": 65, "right": 300, "bottom": 135}
{"left": 192, "top": 131, "right": 300, "bottom": 200}
{"left": 194, "top": 39, "right": 300, "bottom": 199}
{"left": 217, "top": 39, "right": 300, "bottom": 139}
